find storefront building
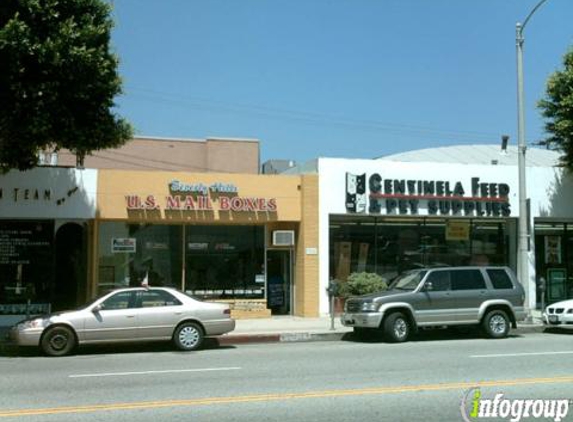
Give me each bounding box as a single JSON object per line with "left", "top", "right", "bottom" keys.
{"left": 307, "top": 145, "right": 572, "bottom": 316}
{"left": 0, "top": 168, "right": 97, "bottom": 326}
{"left": 0, "top": 137, "right": 322, "bottom": 322}
{"left": 94, "top": 169, "right": 319, "bottom": 318}
{"left": 2, "top": 143, "right": 570, "bottom": 323}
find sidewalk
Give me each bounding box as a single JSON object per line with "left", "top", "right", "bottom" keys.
{"left": 218, "top": 314, "right": 546, "bottom": 346}
{"left": 218, "top": 316, "right": 353, "bottom": 345}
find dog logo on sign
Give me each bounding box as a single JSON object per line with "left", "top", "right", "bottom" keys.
{"left": 345, "top": 173, "right": 366, "bottom": 213}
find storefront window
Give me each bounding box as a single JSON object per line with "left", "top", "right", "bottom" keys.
{"left": 184, "top": 225, "right": 265, "bottom": 300}
{"left": 534, "top": 221, "right": 573, "bottom": 306}
{"left": 330, "top": 216, "right": 376, "bottom": 282}
{"left": 330, "top": 216, "right": 512, "bottom": 285}
{"left": 97, "top": 223, "right": 183, "bottom": 295}
{"left": 470, "top": 220, "right": 509, "bottom": 266}
{"left": 97, "top": 223, "right": 265, "bottom": 300}
{"left": 0, "top": 221, "right": 54, "bottom": 315}
{"left": 375, "top": 220, "right": 421, "bottom": 280}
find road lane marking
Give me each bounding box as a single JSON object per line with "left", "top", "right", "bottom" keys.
{"left": 470, "top": 351, "right": 573, "bottom": 358}
{"left": 68, "top": 366, "right": 242, "bottom": 378}
{"left": 1, "top": 375, "right": 573, "bottom": 417}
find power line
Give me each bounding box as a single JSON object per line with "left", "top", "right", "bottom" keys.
{"left": 59, "top": 149, "right": 256, "bottom": 173}
{"left": 123, "top": 86, "right": 501, "bottom": 142}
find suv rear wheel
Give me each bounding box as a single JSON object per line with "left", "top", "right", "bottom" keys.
{"left": 383, "top": 312, "right": 410, "bottom": 342}
{"left": 482, "top": 309, "right": 510, "bottom": 339}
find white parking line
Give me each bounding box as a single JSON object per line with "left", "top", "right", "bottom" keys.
{"left": 470, "top": 351, "right": 573, "bottom": 358}
{"left": 69, "top": 367, "right": 242, "bottom": 378}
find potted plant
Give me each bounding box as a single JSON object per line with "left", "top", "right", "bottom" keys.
{"left": 335, "top": 272, "right": 388, "bottom": 312}
{"left": 338, "top": 272, "right": 388, "bottom": 297}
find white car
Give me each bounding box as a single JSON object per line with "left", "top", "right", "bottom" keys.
{"left": 543, "top": 299, "right": 573, "bottom": 327}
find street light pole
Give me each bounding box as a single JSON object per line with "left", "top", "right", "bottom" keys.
{"left": 515, "top": 0, "right": 549, "bottom": 318}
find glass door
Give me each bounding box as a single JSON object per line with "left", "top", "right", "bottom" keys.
{"left": 266, "top": 250, "right": 292, "bottom": 315}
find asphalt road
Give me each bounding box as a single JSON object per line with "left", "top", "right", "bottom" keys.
{"left": 1, "top": 329, "right": 572, "bottom": 422}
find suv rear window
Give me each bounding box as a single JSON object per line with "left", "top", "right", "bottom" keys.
{"left": 450, "top": 269, "right": 486, "bottom": 290}
{"left": 486, "top": 269, "right": 514, "bottom": 289}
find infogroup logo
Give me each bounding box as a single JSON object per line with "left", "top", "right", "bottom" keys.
{"left": 460, "top": 388, "right": 571, "bottom": 422}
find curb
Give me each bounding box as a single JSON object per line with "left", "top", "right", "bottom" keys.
{"left": 219, "top": 331, "right": 349, "bottom": 346}
{"left": 219, "top": 325, "right": 550, "bottom": 346}
{"left": 514, "top": 325, "right": 547, "bottom": 334}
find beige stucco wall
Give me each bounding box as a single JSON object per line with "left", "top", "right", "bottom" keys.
{"left": 94, "top": 170, "right": 320, "bottom": 317}
{"left": 56, "top": 137, "right": 260, "bottom": 174}
{"left": 295, "top": 174, "right": 319, "bottom": 317}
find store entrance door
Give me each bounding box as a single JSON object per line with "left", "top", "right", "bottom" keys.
{"left": 266, "top": 250, "right": 292, "bottom": 315}
{"left": 54, "top": 223, "right": 86, "bottom": 311}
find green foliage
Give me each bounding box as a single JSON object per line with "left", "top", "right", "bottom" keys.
{"left": 338, "top": 272, "right": 388, "bottom": 298}
{"left": 538, "top": 47, "right": 573, "bottom": 172}
{"left": 0, "top": 0, "right": 133, "bottom": 171}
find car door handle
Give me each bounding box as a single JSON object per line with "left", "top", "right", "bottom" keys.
{"left": 126, "top": 315, "right": 136, "bottom": 318}
{"left": 174, "top": 311, "right": 183, "bottom": 315}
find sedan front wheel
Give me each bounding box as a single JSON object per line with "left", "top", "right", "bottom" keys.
{"left": 41, "top": 326, "right": 76, "bottom": 357}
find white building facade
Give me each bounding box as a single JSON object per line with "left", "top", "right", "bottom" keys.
{"left": 0, "top": 168, "right": 98, "bottom": 325}
{"left": 312, "top": 145, "right": 573, "bottom": 317}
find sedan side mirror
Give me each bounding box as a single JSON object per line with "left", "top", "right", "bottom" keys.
{"left": 92, "top": 304, "right": 103, "bottom": 313}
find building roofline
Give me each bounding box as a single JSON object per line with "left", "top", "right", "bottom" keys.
{"left": 134, "top": 135, "right": 259, "bottom": 144}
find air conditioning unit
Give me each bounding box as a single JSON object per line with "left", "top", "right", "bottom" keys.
{"left": 272, "top": 230, "right": 295, "bottom": 246}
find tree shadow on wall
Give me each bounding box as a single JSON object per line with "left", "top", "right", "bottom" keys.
{"left": 537, "top": 167, "right": 573, "bottom": 218}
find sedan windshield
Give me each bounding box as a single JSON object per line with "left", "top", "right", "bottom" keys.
{"left": 390, "top": 270, "right": 426, "bottom": 291}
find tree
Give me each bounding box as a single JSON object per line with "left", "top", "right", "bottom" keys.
{"left": 0, "top": 0, "right": 132, "bottom": 171}
{"left": 538, "top": 47, "right": 573, "bottom": 171}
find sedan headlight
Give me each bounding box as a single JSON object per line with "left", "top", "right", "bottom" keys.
{"left": 361, "top": 302, "right": 379, "bottom": 312}
{"left": 17, "top": 318, "right": 47, "bottom": 330}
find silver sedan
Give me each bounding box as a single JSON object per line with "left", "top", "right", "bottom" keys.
{"left": 10, "top": 287, "right": 236, "bottom": 356}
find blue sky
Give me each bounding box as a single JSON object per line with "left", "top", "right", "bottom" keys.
{"left": 110, "top": 0, "right": 573, "bottom": 165}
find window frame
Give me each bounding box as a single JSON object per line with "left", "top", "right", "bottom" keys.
{"left": 450, "top": 269, "right": 487, "bottom": 291}
{"left": 486, "top": 269, "right": 515, "bottom": 290}
{"left": 100, "top": 291, "right": 137, "bottom": 311}
{"left": 137, "top": 289, "right": 183, "bottom": 308}
{"left": 424, "top": 270, "right": 452, "bottom": 292}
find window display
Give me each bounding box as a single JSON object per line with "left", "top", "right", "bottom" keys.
{"left": 0, "top": 221, "right": 54, "bottom": 315}
{"left": 97, "top": 223, "right": 182, "bottom": 295}
{"left": 97, "top": 223, "right": 265, "bottom": 300}
{"left": 330, "top": 216, "right": 511, "bottom": 285}
{"left": 184, "top": 225, "right": 264, "bottom": 300}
